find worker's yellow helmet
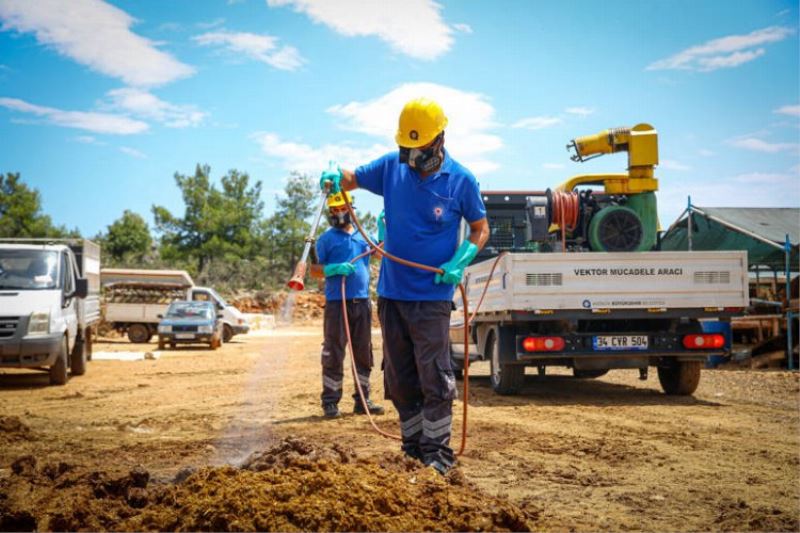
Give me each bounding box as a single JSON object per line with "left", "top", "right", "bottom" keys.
{"left": 395, "top": 98, "right": 448, "bottom": 149}
{"left": 327, "top": 190, "right": 353, "bottom": 208}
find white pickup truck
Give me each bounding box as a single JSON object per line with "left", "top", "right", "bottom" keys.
{"left": 451, "top": 192, "right": 749, "bottom": 396}
{"left": 101, "top": 269, "right": 249, "bottom": 343}
{"left": 0, "top": 239, "right": 101, "bottom": 385}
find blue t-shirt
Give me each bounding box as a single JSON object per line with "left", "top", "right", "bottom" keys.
{"left": 355, "top": 150, "right": 486, "bottom": 301}
{"left": 316, "top": 227, "right": 371, "bottom": 301}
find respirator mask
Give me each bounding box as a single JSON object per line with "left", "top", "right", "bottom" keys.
{"left": 328, "top": 210, "right": 351, "bottom": 229}
{"left": 399, "top": 132, "right": 444, "bottom": 174}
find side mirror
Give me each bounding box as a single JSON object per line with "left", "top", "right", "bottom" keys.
{"left": 157, "top": 314, "right": 164, "bottom": 319}
{"left": 74, "top": 278, "right": 88, "bottom": 299}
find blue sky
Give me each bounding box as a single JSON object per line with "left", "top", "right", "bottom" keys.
{"left": 0, "top": 0, "right": 798, "bottom": 237}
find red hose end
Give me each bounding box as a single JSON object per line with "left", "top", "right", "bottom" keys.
{"left": 287, "top": 262, "right": 307, "bottom": 291}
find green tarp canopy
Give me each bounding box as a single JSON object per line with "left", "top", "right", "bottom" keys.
{"left": 661, "top": 207, "right": 799, "bottom": 272}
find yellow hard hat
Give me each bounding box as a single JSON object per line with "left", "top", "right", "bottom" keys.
{"left": 395, "top": 98, "right": 448, "bottom": 148}
{"left": 327, "top": 190, "right": 353, "bottom": 208}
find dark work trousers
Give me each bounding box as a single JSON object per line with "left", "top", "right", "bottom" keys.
{"left": 378, "top": 297, "right": 456, "bottom": 468}
{"left": 320, "top": 299, "right": 374, "bottom": 406}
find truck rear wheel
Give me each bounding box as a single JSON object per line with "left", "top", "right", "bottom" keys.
{"left": 223, "top": 324, "right": 234, "bottom": 343}
{"left": 127, "top": 324, "right": 150, "bottom": 344}
{"left": 49, "top": 337, "right": 69, "bottom": 386}
{"left": 658, "top": 361, "right": 702, "bottom": 395}
{"left": 70, "top": 333, "right": 87, "bottom": 376}
{"left": 488, "top": 332, "right": 524, "bottom": 395}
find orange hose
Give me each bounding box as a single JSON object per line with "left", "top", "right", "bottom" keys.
{"left": 339, "top": 196, "right": 505, "bottom": 456}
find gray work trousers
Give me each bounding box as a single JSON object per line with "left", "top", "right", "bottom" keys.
{"left": 378, "top": 297, "right": 456, "bottom": 468}
{"left": 320, "top": 299, "right": 374, "bottom": 406}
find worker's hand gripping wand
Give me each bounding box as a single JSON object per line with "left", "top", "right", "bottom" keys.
{"left": 287, "top": 178, "right": 331, "bottom": 291}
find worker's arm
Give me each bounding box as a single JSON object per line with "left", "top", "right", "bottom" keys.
{"left": 309, "top": 264, "right": 325, "bottom": 279}
{"left": 467, "top": 217, "right": 490, "bottom": 250}
{"left": 339, "top": 169, "right": 358, "bottom": 192}
{"left": 434, "top": 217, "right": 490, "bottom": 285}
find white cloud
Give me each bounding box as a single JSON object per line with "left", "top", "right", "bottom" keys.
{"left": 698, "top": 148, "right": 715, "bottom": 157}
{"left": 646, "top": 26, "right": 793, "bottom": 72}
{"left": 542, "top": 163, "right": 564, "bottom": 170}
{"left": 0, "top": 96, "right": 148, "bottom": 134}
{"left": 729, "top": 137, "right": 799, "bottom": 153}
{"left": 511, "top": 116, "right": 562, "bottom": 130}
{"left": 730, "top": 171, "right": 798, "bottom": 184}
{"left": 659, "top": 159, "right": 691, "bottom": 171}
{"left": 253, "top": 132, "right": 390, "bottom": 174}
{"left": 119, "top": 146, "right": 146, "bottom": 158}
{"left": 453, "top": 23, "right": 472, "bottom": 34}
{"left": 196, "top": 18, "right": 225, "bottom": 30}
{"left": 105, "top": 88, "right": 206, "bottom": 128}
{"left": 267, "top": 0, "right": 454, "bottom": 60}
{"left": 565, "top": 107, "right": 594, "bottom": 117}
{"left": 74, "top": 135, "right": 99, "bottom": 144}
{"left": 326, "top": 82, "right": 502, "bottom": 174}
{"left": 193, "top": 30, "right": 304, "bottom": 71}
{"left": 0, "top": 0, "right": 194, "bottom": 86}
{"left": 774, "top": 104, "right": 800, "bottom": 117}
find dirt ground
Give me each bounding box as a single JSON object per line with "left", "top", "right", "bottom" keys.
{"left": 1, "top": 325, "right": 798, "bottom": 532}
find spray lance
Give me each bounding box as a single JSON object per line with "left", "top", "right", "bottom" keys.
{"left": 286, "top": 162, "right": 335, "bottom": 291}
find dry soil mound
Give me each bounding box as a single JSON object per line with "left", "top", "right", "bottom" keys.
{"left": 0, "top": 437, "right": 533, "bottom": 532}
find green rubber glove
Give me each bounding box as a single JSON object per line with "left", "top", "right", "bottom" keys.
{"left": 377, "top": 210, "right": 386, "bottom": 242}
{"left": 323, "top": 262, "right": 356, "bottom": 277}
{"left": 435, "top": 241, "right": 479, "bottom": 285}
{"left": 319, "top": 161, "right": 342, "bottom": 194}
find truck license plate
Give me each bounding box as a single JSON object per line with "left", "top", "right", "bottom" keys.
{"left": 175, "top": 333, "right": 195, "bottom": 340}
{"left": 593, "top": 335, "right": 648, "bottom": 351}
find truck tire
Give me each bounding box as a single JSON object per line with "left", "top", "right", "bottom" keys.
{"left": 573, "top": 369, "right": 608, "bottom": 379}
{"left": 128, "top": 324, "right": 150, "bottom": 344}
{"left": 658, "top": 361, "right": 702, "bottom": 395}
{"left": 223, "top": 324, "right": 234, "bottom": 343}
{"left": 85, "top": 327, "right": 93, "bottom": 361}
{"left": 49, "top": 336, "right": 69, "bottom": 386}
{"left": 488, "top": 331, "right": 524, "bottom": 395}
{"left": 70, "top": 333, "right": 87, "bottom": 376}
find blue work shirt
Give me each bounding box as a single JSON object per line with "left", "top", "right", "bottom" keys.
{"left": 316, "top": 227, "right": 371, "bottom": 301}
{"left": 355, "top": 150, "right": 486, "bottom": 301}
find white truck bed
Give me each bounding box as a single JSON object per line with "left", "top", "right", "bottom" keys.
{"left": 104, "top": 303, "right": 168, "bottom": 324}
{"left": 460, "top": 250, "right": 749, "bottom": 314}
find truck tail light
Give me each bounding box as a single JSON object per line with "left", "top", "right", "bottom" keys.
{"left": 682, "top": 334, "right": 725, "bottom": 350}
{"left": 522, "top": 336, "right": 565, "bottom": 352}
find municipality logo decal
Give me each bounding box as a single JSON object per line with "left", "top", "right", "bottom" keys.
{"left": 582, "top": 299, "right": 591, "bottom": 309}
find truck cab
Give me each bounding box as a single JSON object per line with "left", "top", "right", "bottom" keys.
{"left": 0, "top": 239, "right": 100, "bottom": 385}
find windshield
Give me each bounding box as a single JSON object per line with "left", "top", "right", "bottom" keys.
{"left": 0, "top": 250, "right": 59, "bottom": 290}
{"left": 165, "top": 302, "right": 213, "bottom": 320}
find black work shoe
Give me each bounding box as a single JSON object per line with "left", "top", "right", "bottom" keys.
{"left": 424, "top": 459, "right": 450, "bottom": 476}
{"left": 353, "top": 399, "right": 385, "bottom": 415}
{"left": 322, "top": 403, "right": 341, "bottom": 419}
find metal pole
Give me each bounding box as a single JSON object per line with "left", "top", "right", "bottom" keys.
{"left": 789, "top": 311, "right": 795, "bottom": 371}
{"left": 785, "top": 234, "right": 792, "bottom": 369}
{"left": 687, "top": 196, "right": 693, "bottom": 251}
